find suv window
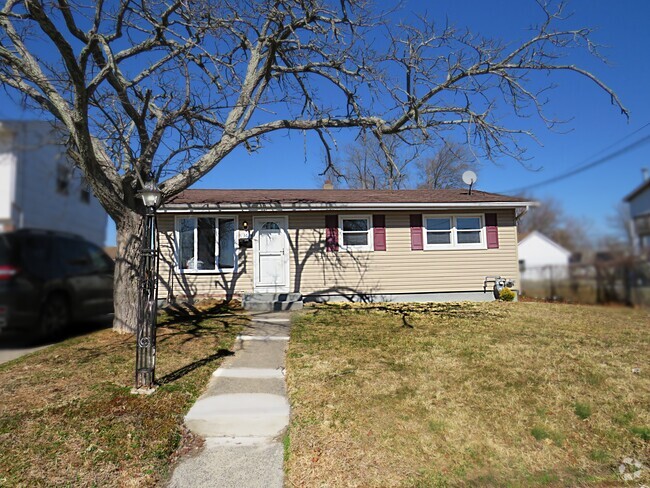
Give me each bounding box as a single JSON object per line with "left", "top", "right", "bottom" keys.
{"left": 56, "top": 237, "right": 93, "bottom": 276}
{"left": 20, "top": 235, "right": 53, "bottom": 278}
{"left": 84, "top": 242, "right": 114, "bottom": 273}
{"left": 0, "top": 234, "right": 16, "bottom": 265}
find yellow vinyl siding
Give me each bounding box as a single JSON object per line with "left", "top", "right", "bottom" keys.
{"left": 288, "top": 210, "right": 518, "bottom": 296}
{"left": 156, "top": 209, "right": 519, "bottom": 300}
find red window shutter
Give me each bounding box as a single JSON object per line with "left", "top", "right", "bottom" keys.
{"left": 410, "top": 214, "right": 423, "bottom": 251}
{"left": 373, "top": 214, "right": 386, "bottom": 251}
{"left": 325, "top": 214, "right": 339, "bottom": 252}
{"left": 485, "top": 213, "right": 499, "bottom": 249}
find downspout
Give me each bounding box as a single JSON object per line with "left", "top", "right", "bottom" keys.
{"left": 515, "top": 204, "right": 530, "bottom": 224}
{"left": 514, "top": 205, "right": 531, "bottom": 297}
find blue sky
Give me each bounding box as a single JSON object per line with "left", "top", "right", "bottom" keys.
{"left": 1, "top": 0, "right": 649, "bottom": 246}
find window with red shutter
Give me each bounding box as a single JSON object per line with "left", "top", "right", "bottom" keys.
{"left": 373, "top": 214, "right": 386, "bottom": 251}
{"left": 485, "top": 213, "right": 499, "bottom": 249}
{"left": 410, "top": 214, "right": 423, "bottom": 250}
{"left": 325, "top": 214, "right": 339, "bottom": 252}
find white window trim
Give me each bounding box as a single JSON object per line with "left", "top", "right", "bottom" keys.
{"left": 174, "top": 215, "right": 239, "bottom": 274}
{"left": 339, "top": 214, "right": 374, "bottom": 252}
{"left": 423, "top": 214, "right": 486, "bottom": 250}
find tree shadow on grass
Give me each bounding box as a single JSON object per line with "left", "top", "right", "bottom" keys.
{"left": 156, "top": 348, "right": 234, "bottom": 385}
{"left": 156, "top": 301, "right": 249, "bottom": 346}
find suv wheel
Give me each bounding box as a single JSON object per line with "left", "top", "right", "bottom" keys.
{"left": 40, "top": 294, "right": 70, "bottom": 339}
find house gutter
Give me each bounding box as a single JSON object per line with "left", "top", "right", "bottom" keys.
{"left": 159, "top": 201, "right": 538, "bottom": 214}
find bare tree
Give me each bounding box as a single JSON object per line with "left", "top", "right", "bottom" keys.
{"left": 325, "top": 133, "right": 415, "bottom": 189}
{"left": 608, "top": 203, "right": 635, "bottom": 250}
{"left": 416, "top": 142, "right": 477, "bottom": 189}
{"left": 517, "top": 194, "right": 591, "bottom": 251}
{"left": 0, "top": 0, "right": 626, "bottom": 332}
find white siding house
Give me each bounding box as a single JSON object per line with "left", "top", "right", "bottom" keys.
{"left": 518, "top": 231, "right": 571, "bottom": 281}
{"left": 0, "top": 121, "right": 107, "bottom": 245}
{"left": 624, "top": 170, "right": 650, "bottom": 253}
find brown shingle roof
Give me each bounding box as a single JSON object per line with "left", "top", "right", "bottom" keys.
{"left": 168, "top": 189, "right": 527, "bottom": 205}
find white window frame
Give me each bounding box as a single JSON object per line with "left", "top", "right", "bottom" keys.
{"left": 174, "top": 215, "right": 239, "bottom": 273}
{"left": 339, "top": 214, "right": 374, "bottom": 251}
{"left": 423, "top": 215, "right": 454, "bottom": 250}
{"left": 423, "top": 214, "right": 486, "bottom": 250}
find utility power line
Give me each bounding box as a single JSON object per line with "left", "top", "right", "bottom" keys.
{"left": 562, "top": 121, "right": 650, "bottom": 173}
{"left": 501, "top": 125, "right": 650, "bottom": 194}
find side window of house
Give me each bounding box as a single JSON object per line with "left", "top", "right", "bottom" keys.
{"left": 218, "top": 218, "right": 236, "bottom": 269}
{"left": 177, "top": 217, "right": 236, "bottom": 271}
{"left": 425, "top": 217, "right": 452, "bottom": 245}
{"left": 340, "top": 216, "right": 372, "bottom": 250}
{"left": 56, "top": 163, "right": 71, "bottom": 195}
{"left": 423, "top": 215, "right": 485, "bottom": 249}
{"left": 456, "top": 217, "right": 482, "bottom": 244}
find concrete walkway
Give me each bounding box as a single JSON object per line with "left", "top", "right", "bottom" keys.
{"left": 168, "top": 312, "right": 292, "bottom": 488}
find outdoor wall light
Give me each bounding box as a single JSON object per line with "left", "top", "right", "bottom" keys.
{"left": 242, "top": 220, "right": 249, "bottom": 230}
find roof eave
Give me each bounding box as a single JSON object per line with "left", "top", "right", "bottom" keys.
{"left": 624, "top": 180, "right": 650, "bottom": 202}
{"left": 159, "top": 200, "right": 536, "bottom": 213}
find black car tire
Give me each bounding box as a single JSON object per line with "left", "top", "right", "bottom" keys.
{"left": 39, "top": 293, "right": 70, "bottom": 339}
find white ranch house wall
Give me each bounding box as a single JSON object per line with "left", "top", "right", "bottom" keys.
{"left": 518, "top": 231, "right": 571, "bottom": 281}
{"left": 0, "top": 121, "right": 107, "bottom": 245}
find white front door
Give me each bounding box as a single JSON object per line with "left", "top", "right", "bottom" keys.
{"left": 253, "top": 216, "right": 290, "bottom": 292}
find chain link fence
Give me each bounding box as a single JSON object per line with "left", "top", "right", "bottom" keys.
{"left": 520, "top": 258, "right": 650, "bottom": 307}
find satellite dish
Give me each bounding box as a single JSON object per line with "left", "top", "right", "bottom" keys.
{"left": 462, "top": 170, "right": 477, "bottom": 195}
{"left": 462, "top": 170, "right": 477, "bottom": 185}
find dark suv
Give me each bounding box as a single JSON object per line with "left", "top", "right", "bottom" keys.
{"left": 0, "top": 229, "right": 114, "bottom": 342}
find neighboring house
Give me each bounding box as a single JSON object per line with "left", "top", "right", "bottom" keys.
{"left": 0, "top": 120, "right": 107, "bottom": 246}
{"left": 624, "top": 169, "right": 650, "bottom": 253}
{"left": 156, "top": 189, "right": 533, "bottom": 303}
{"left": 517, "top": 231, "right": 572, "bottom": 281}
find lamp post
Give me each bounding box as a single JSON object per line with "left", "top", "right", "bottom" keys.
{"left": 134, "top": 180, "right": 162, "bottom": 391}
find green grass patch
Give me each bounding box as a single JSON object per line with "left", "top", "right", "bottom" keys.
{"left": 613, "top": 410, "right": 635, "bottom": 426}
{"left": 283, "top": 431, "right": 291, "bottom": 463}
{"left": 574, "top": 401, "right": 592, "bottom": 420}
{"left": 285, "top": 302, "right": 650, "bottom": 487}
{"left": 0, "top": 300, "right": 246, "bottom": 487}
{"left": 630, "top": 425, "right": 650, "bottom": 441}
{"left": 531, "top": 425, "right": 565, "bottom": 446}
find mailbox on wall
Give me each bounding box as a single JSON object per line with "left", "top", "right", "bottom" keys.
{"left": 239, "top": 220, "right": 252, "bottom": 248}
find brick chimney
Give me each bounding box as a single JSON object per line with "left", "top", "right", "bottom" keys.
{"left": 322, "top": 180, "right": 334, "bottom": 190}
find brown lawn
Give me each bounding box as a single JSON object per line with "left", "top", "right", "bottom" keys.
{"left": 0, "top": 300, "right": 246, "bottom": 487}
{"left": 285, "top": 302, "right": 649, "bottom": 487}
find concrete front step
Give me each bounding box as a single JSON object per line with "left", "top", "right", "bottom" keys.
{"left": 244, "top": 300, "right": 303, "bottom": 312}
{"left": 242, "top": 293, "right": 304, "bottom": 312}
{"left": 243, "top": 293, "right": 302, "bottom": 302}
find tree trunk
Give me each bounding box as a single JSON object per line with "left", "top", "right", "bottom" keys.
{"left": 113, "top": 212, "right": 144, "bottom": 334}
